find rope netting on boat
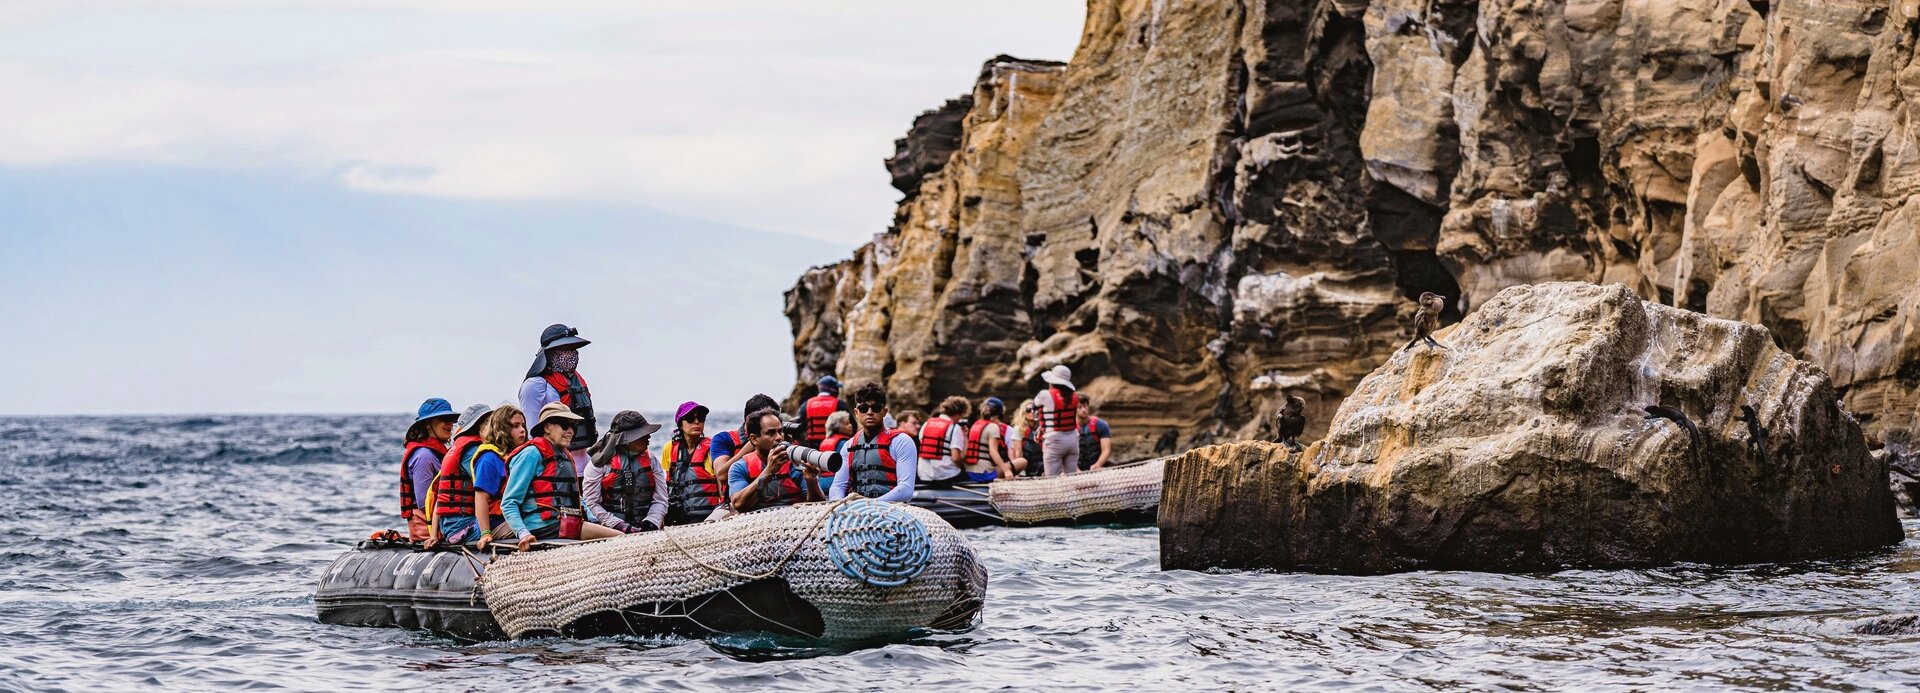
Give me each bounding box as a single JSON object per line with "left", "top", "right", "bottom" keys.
{"left": 988, "top": 458, "right": 1167, "bottom": 524}
{"left": 480, "top": 499, "right": 986, "bottom": 640}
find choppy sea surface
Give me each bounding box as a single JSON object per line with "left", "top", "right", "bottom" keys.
{"left": 4, "top": 414, "right": 1920, "bottom": 691}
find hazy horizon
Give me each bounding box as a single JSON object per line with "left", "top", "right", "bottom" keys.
{"left": 0, "top": 1, "right": 1086, "bottom": 416}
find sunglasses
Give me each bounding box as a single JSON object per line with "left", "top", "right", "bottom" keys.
{"left": 855, "top": 403, "right": 883, "bottom": 413}
{"left": 682, "top": 416, "right": 707, "bottom": 424}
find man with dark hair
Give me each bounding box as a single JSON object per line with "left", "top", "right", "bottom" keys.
{"left": 706, "top": 393, "right": 780, "bottom": 519}
{"left": 830, "top": 384, "right": 919, "bottom": 501}
{"left": 726, "top": 408, "right": 823, "bottom": 512}
{"left": 1076, "top": 395, "right": 1113, "bottom": 470}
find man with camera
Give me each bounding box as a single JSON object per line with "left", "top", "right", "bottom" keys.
{"left": 829, "top": 383, "right": 919, "bottom": 502}
{"left": 726, "top": 408, "right": 826, "bottom": 512}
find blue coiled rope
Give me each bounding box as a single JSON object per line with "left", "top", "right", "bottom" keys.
{"left": 822, "top": 499, "right": 932, "bottom": 588}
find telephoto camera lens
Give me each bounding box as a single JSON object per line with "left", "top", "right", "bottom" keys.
{"left": 785, "top": 445, "right": 842, "bottom": 473}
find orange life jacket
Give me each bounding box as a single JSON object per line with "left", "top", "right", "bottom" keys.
{"left": 802, "top": 394, "right": 840, "bottom": 446}
{"left": 431, "top": 436, "right": 501, "bottom": 519}
{"left": 506, "top": 437, "right": 580, "bottom": 523}
{"left": 918, "top": 417, "right": 957, "bottom": 460}
{"left": 1044, "top": 389, "right": 1079, "bottom": 432}
{"left": 743, "top": 452, "right": 807, "bottom": 508}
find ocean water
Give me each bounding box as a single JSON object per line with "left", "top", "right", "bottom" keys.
{"left": 4, "top": 414, "right": 1920, "bottom": 691}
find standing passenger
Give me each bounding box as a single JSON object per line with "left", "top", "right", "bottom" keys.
{"left": 663, "top": 401, "right": 720, "bottom": 526}
{"left": 830, "top": 383, "right": 919, "bottom": 501}
{"left": 963, "top": 397, "right": 1010, "bottom": 482}
{"left": 1033, "top": 365, "right": 1082, "bottom": 477}
{"left": 799, "top": 376, "right": 850, "bottom": 449}
{"left": 400, "top": 397, "right": 457, "bottom": 543}
{"left": 1077, "top": 396, "right": 1114, "bottom": 470}
{"left": 917, "top": 397, "right": 970, "bottom": 487}
{"left": 500, "top": 402, "right": 623, "bottom": 550}
{"left": 581, "top": 411, "right": 666, "bottom": 533}
{"left": 518, "top": 324, "right": 597, "bottom": 475}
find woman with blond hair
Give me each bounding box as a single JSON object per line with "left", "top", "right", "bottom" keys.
{"left": 431, "top": 404, "right": 524, "bottom": 545}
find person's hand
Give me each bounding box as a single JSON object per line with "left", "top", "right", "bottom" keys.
{"left": 801, "top": 461, "right": 820, "bottom": 479}
{"left": 766, "top": 445, "right": 790, "bottom": 471}
{"left": 422, "top": 535, "right": 440, "bottom": 550}
{"left": 638, "top": 520, "right": 660, "bottom": 532}
{"left": 475, "top": 534, "right": 493, "bottom": 551}
{"left": 517, "top": 534, "right": 536, "bottom": 552}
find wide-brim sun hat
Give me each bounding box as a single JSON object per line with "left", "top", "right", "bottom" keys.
{"left": 1041, "top": 365, "right": 1074, "bottom": 387}
{"left": 534, "top": 401, "right": 586, "bottom": 431}
{"left": 608, "top": 410, "right": 663, "bottom": 447}
{"left": 452, "top": 403, "right": 493, "bottom": 438}
{"left": 407, "top": 397, "right": 457, "bottom": 435}
{"left": 525, "top": 323, "right": 591, "bottom": 378}
{"left": 675, "top": 401, "right": 710, "bottom": 422}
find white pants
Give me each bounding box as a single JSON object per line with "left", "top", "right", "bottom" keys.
{"left": 1042, "top": 431, "right": 1081, "bottom": 477}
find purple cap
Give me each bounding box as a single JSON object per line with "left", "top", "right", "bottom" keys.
{"left": 675, "top": 401, "right": 710, "bottom": 422}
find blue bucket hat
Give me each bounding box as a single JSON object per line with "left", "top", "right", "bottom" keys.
{"left": 818, "top": 375, "right": 843, "bottom": 392}
{"left": 408, "top": 397, "right": 456, "bottom": 436}
{"left": 525, "top": 323, "right": 591, "bottom": 378}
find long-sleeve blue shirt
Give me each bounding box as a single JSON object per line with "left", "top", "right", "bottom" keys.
{"left": 500, "top": 444, "right": 560, "bottom": 537}
{"left": 829, "top": 430, "right": 919, "bottom": 502}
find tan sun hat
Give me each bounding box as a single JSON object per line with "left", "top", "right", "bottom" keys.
{"left": 534, "top": 401, "right": 585, "bottom": 431}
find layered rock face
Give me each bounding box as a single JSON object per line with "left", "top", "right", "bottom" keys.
{"left": 787, "top": 0, "right": 1920, "bottom": 462}
{"left": 1161, "top": 282, "right": 1901, "bottom": 573}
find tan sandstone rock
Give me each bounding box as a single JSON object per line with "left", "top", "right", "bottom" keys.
{"left": 1161, "top": 282, "right": 1901, "bottom": 573}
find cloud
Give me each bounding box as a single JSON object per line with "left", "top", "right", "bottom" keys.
{"left": 0, "top": 2, "right": 1084, "bottom": 243}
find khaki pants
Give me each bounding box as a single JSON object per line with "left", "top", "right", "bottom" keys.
{"left": 1042, "top": 431, "right": 1081, "bottom": 477}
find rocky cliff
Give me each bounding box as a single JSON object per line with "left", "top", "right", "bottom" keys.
{"left": 786, "top": 0, "right": 1920, "bottom": 464}
{"left": 1160, "top": 282, "right": 1901, "bottom": 572}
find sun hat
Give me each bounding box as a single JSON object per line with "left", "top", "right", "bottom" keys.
{"left": 533, "top": 401, "right": 586, "bottom": 431}
{"left": 407, "top": 397, "right": 457, "bottom": 436}
{"left": 1041, "top": 365, "right": 1074, "bottom": 387}
{"left": 452, "top": 403, "right": 493, "bottom": 438}
{"left": 525, "top": 323, "right": 591, "bottom": 378}
{"left": 984, "top": 396, "right": 1004, "bottom": 410}
{"left": 675, "top": 401, "right": 710, "bottom": 422}
{"left": 607, "top": 410, "right": 662, "bottom": 447}
{"left": 818, "top": 375, "right": 843, "bottom": 392}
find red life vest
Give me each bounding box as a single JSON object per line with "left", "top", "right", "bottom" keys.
{"left": 802, "top": 394, "right": 840, "bottom": 446}
{"left": 541, "top": 370, "right": 597, "bottom": 450}
{"left": 918, "top": 417, "right": 957, "bottom": 460}
{"left": 1044, "top": 389, "right": 1079, "bottom": 432}
{"left": 821, "top": 433, "right": 849, "bottom": 455}
{"left": 600, "top": 450, "right": 657, "bottom": 522}
{"left": 431, "top": 436, "right": 501, "bottom": 519}
{"left": 506, "top": 437, "right": 581, "bottom": 523}
{"left": 743, "top": 453, "right": 807, "bottom": 508}
{"left": 964, "top": 420, "right": 996, "bottom": 468}
{"left": 665, "top": 437, "right": 719, "bottom": 525}
{"left": 848, "top": 429, "right": 904, "bottom": 498}
{"left": 399, "top": 439, "right": 447, "bottom": 517}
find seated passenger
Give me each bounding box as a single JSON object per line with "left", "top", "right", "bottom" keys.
{"left": 1077, "top": 396, "right": 1114, "bottom": 470}
{"left": 962, "top": 397, "right": 1010, "bottom": 482}
{"left": 817, "top": 410, "right": 854, "bottom": 493}
{"left": 830, "top": 383, "right": 919, "bottom": 501}
{"left": 499, "top": 402, "right": 623, "bottom": 550}
{"left": 726, "top": 408, "right": 823, "bottom": 512}
{"left": 708, "top": 393, "right": 781, "bottom": 520}
{"left": 916, "top": 396, "right": 971, "bottom": 487}
{"left": 400, "top": 397, "right": 457, "bottom": 542}
{"left": 582, "top": 411, "right": 666, "bottom": 533}
{"left": 664, "top": 401, "right": 720, "bottom": 526}
{"left": 437, "top": 405, "right": 522, "bottom": 546}
{"left": 894, "top": 409, "right": 925, "bottom": 438}
{"left": 1007, "top": 402, "right": 1045, "bottom": 477}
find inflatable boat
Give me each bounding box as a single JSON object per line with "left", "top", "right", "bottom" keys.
{"left": 906, "top": 458, "right": 1167, "bottom": 529}
{"left": 316, "top": 500, "right": 987, "bottom": 642}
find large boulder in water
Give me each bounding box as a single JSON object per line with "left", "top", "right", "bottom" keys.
{"left": 1161, "top": 282, "right": 1902, "bottom": 574}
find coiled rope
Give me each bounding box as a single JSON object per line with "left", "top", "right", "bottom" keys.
{"left": 821, "top": 499, "right": 931, "bottom": 587}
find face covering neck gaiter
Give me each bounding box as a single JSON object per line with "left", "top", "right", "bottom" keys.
{"left": 548, "top": 349, "right": 580, "bottom": 373}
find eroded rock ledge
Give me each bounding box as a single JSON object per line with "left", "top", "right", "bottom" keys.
{"left": 1160, "top": 282, "right": 1901, "bottom": 573}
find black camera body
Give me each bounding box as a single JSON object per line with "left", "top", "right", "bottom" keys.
{"left": 781, "top": 417, "right": 806, "bottom": 441}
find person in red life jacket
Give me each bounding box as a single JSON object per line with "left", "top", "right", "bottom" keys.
{"left": 581, "top": 411, "right": 666, "bottom": 533}
{"left": 961, "top": 397, "right": 1011, "bottom": 482}
{"left": 726, "top": 409, "right": 823, "bottom": 512}
{"left": 663, "top": 400, "right": 721, "bottom": 526}
{"left": 798, "top": 375, "right": 851, "bottom": 449}
{"left": 916, "top": 396, "right": 971, "bottom": 487}
{"left": 829, "top": 383, "right": 920, "bottom": 501}
{"left": 424, "top": 403, "right": 496, "bottom": 546}
{"left": 708, "top": 393, "right": 780, "bottom": 518}
{"left": 499, "top": 402, "right": 623, "bottom": 551}
{"left": 816, "top": 410, "right": 854, "bottom": 494}
{"left": 399, "top": 397, "right": 457, "bottom": 543}
{"left": 1032, "top": 365, "right": 1083, "bottom": 477}
{"left": 518, "top": 323, "right": 597, "bottom": 476}
{"left": 437, "top": 404, "right": 524, "bottom": 547}
{"left": 1076, "top": 396, "right": 1114, "bottom": 470}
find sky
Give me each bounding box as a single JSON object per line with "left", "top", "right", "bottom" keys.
{"left": 0, "top": 0, "right": 1086, "bottom": 416}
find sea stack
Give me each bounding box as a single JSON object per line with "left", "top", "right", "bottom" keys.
{"left": 1160, "top": 282, "right": 1902, "bottom": 574}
